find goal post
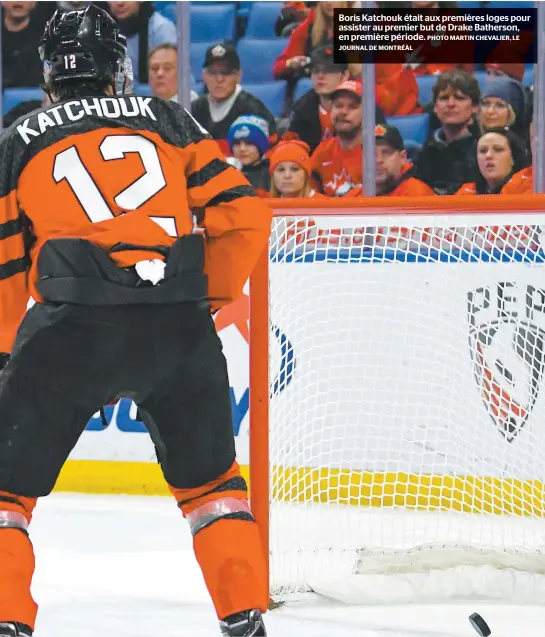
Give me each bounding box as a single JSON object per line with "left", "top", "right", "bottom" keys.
{"left": 249, "top": 195, "right": 545, "bottom": 605}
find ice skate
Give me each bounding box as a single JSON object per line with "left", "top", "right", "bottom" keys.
{"left": 219, "top": 609, "right": 267, "bottom": 636}
{"left": 0, "top": 623, "right": 32, "bottom": 636}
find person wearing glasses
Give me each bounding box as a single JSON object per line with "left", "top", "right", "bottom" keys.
{"left": 478, "top": 76, "right": 528, "bottom": 144}
{"left": 191, "top": 42, "right": 277, "bottom": 156}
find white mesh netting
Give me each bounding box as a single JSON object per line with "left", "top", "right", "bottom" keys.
{"left": 267, "top": 210, "right": 545, "bottom": 604}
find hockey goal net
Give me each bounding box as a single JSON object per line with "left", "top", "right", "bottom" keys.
{"left": 249, "top": 196, "right": 545, "bottom": 605}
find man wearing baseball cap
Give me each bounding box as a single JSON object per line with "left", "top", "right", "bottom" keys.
{"left": 191, "top": 42, "right": 277, "bottom": 155}
{"left": 290, "top": 45, "right": 386, "bottom": 154}
{"left": 346, "top": 125, "right": 435, "bottom": 197}
{"left": 311, "top": 79, "right": 365, "bottom": 197}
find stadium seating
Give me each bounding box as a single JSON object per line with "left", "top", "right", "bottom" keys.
{"left": 293, "top": 77, "right": 313, "bottom": 103}
{"left": 386, "top": 113, "right": 430, "bottom": 147}
{"left": 3, "top": 87, "right": 43, "bottom": 115}
{"left": 133, "top": 83, "right": 153, "bottom": 96}
{"left": 245, "top": 2, "right": 283, "bottom": 39}
{"left": 133, "top": 82, "right": 202, "bottom": 98}
{"left": 190, "top": 41, "right": 213, "bottom": 81}
{"left": 238, "top": 38, "right": 286, "bottom": 83}
{"left": 523, "top": 65, "right": 534, "bottom": 88}
{"left": 403, "top": 139, "right": 422, "bottom": 162}
{"left": 415, "top": 75, "right": 437, "bottom": 107}
{"left": 243, "top": 81, "right": 287, "bottom": 118}
{"left": 237, "top": 1, "right": 254, "bottom": 19}
{"left": 190, "top": 3, "right": 236, "bottom": 42}
{"left": 473, "top": 70, "right": 489, "bottom": 93}
{"left": 154, "top": 1, "right": 176, "bottom": 23}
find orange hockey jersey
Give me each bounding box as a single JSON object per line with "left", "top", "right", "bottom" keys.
{"left": 311, "top": 138, "right": 362, "bottom": 197}
{"left": 0, "top": 95, "right": 272, "bottom": 352}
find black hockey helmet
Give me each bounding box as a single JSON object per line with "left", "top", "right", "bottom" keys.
{"left": 39, "top": 4, "right": 133, "bottom": 94}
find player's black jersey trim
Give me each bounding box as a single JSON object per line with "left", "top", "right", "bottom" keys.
{"left": 0, "top": 256, "right": 28, "bottom": 281}
{"left": 0, "top": 218, "right": 22, "bottom": 240}
{"left": 186, "top": 158, "right": 229, "bottom": 190}
{"left": 177, "top": 476, "right": 248, "bottom": 508}
{"left": 205, "top": 185, "right": 256, "bottom": 208}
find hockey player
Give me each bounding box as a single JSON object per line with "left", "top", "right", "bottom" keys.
{"left": 0, "top": 6, "right": 270, "bottom": 637}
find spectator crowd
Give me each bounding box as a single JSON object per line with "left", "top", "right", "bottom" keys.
{"left": 1, "top": 0, "right": 536, "bottom": 206}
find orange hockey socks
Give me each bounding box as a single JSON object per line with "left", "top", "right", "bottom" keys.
{"left": 169, "top": 462, "right": 268, "bottom": 620}
{"left": 0, "top": 493, "right": 38, "bottom": 630}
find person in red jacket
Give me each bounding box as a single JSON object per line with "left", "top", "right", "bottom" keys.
{"left": 273, "top": 2, "right": 347, "bottom": 80}
{"left": 273, "top": 1, "right": 421, "bottom": 116}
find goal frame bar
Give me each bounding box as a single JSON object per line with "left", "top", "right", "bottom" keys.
{"left": 248, "top": 193, "right": 545, "bottom": 597}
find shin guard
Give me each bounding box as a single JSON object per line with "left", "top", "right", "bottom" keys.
{"left": 169, "top": 462, "right": 268, "bottom": 620}
{"left": 0, "top": 493, "right": 37, "bottom": 631}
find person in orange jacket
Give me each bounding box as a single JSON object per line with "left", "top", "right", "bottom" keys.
{"left": 346, "top": 125, "right": 436, "bottom": 197}
{"left": 269, "top": 137, "right": 324, "bottom": 198}
{"left": 269, "top": 137, "right": 356, "bottom": 250}
{"left": 456, "top": 128, "right": 529, "bottom": 196}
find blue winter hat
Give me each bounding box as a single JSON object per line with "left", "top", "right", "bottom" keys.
{"left": 228, "top": 115, "right": 270, "bottom": 156}
{"left": 482, "top": 77, "right": 525, "bottom": 125}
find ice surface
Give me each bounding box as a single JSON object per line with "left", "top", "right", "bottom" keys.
{"left": 27, "top": 493, "right": 545, "bottom": 636}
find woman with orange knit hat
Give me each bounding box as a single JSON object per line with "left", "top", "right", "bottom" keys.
{"left": 269, "top": 137, "right": 323, "bottom": 198}
{"left": 270, "top": 137, "right": 337, "bottom": 251}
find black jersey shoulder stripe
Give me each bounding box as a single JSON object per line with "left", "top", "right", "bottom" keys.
{"left": 205, "top": 185, "right": 256, "bottom": 208}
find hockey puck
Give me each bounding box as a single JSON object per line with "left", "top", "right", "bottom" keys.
{"left": 469, "top": 612, "right": 491, "bottom": 636}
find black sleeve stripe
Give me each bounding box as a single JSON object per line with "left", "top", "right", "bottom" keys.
{"left": 187, "top": 158, "right": 230, "bottom": 190}
{"left": 0, "top": 218, "right": 22, "bottom": 241}
{"left": 205, "top": 185, "right": 256, "bottom": 208}
{"left": 0, "top": 256, "right": 28, "bottom": 281}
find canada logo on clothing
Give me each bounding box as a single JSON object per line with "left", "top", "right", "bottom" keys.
{"left": 467, "top": 282, "right": 545, "bottom": 442}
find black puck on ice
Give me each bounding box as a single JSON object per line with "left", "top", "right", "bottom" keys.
{"left": 469, "top": 612, "right": 491, "bottom": 637}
